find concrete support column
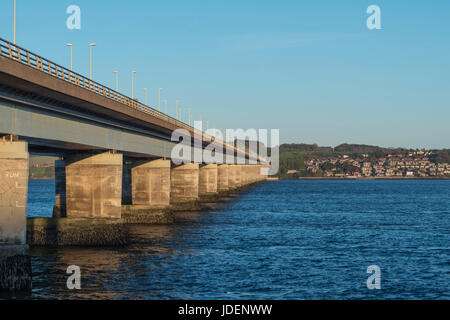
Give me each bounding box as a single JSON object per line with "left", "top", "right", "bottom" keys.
{"left": 199, "top": 164, "right": 218, "bottom": 195}
{"left": 66, "top": 152, "right": 123, "bottom": 218}
{"left": 260, "top": 165, "right": 268, "bottom": 181}
{"left": 217, "top": 164, "right": 229, "bottom": 191}
{"left": 0, "top": 141, "right": 28, "bottom": 245}
{"left": 0, "top": 141, "right": 31, "bottom": 291}
{"left": 253, "top": 165, "right": 261, "bottom": 182}
{"left": 242, "top": 165, "right": 251, "bottom": 186}
{"left": 249, "top": 166, "right": 256, "bottom": 183}
{"left": 132, "top": 159, "right": 171, "bottom": 207}
{"left": 261, "top": 164, "right": 270, "bottom": 180}
{"left": 228, "top": 165, "right": 242, "bottom": 189}
{"left": 171, "top": 163, "right": 199, "bottom": 202}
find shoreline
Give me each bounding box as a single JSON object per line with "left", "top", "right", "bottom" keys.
{"left": 295, "top": 176, "right": 450, "bottom": 180}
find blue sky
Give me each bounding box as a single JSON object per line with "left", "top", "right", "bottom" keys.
{"left": 0, "top": 0, "right": 449, "bottom": 148}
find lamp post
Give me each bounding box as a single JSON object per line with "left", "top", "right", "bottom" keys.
{"left": 143, "top": 88, "right": 148, "bottom": 105}
{"left": 176, "top": 100, "right": 181, "bottom": 120}
{"left": 162, "top": 100, "right": 168, "bottom": 115}
{"left": 113, "top": 70, "right": 118, "bottom": 91}
{"left": 188, "top": 108, "right": 192, "bottom": 126}
{"left": 66, "top": 43, "right": 73, "bottom": 70}
{"left": 13, "top": 0, "right": 16, "bottom": 45}
{"left": 89, "top": 43, "right": 96, "bottom": 80}
{"left": 158, "top": 88, "right": 163, "bottom": 112}
{"left": 131, "top": 71, "right": 136, "bottom": 99}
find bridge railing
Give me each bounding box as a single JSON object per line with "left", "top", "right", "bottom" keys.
{"left": 0, "top": 39, "right": 192, "bottom": 128}
{"left": 0, "top": 38, "right": 261, "bottom": 162}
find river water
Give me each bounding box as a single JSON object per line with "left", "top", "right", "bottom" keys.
{"left": 17, "top": 179, "right": 450, "bottom": 299}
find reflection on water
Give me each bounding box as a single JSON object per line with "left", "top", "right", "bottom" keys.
{"left": 15, "top": 180, "right": 450, "bottom": 299}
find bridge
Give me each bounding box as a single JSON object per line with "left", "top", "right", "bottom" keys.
{"left": 0, "top": 37, "right": 268, "bottom": 290}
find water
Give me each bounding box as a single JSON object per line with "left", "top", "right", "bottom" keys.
{"left": 21, "top": 179, "right": 450, "bottom": 299}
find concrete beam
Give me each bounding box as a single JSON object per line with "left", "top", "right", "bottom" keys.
{"left": 171, "top": 163, "right": 199, "bottom": 202}
{"left": 132, "top": 159, "right": 171, "bottom": 207}
{"left": 199, "top": 164, "right": 218, "bottom": 195}
{"left": 65, "top": 152, "right": 123, "bottom": 218}
{"left": 0, "top": 141, "right": 29, "bottom": 245}
{"left": 217, "top": 164, "right": 229, "bottom": 191}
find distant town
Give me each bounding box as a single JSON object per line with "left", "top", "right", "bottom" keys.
{"left": 278, "top": 143, "right": 450, "bottom": 179}
{"left": 302, "top": 151, "right": 450, "bottom": 178}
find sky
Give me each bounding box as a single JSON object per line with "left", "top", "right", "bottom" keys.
{"left": 0, "top": 0, "right": 449, "bottom": 149}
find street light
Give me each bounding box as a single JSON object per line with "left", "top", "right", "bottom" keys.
{"left": 162, "top": 100, "right": 168, "bottom": 115}
{"left": 176, "top": 100, "right": 181, "bottom": 120}
{"left": 113, "top": 70, "right": 118, "bottom": 91}
{"left": 66, "top": 43, "right": 73, "bottom": 70}
{"left": 158, "top": 88, "right": 163, "bottom": 112}
{"left": 89, "top": 43, "right": 96, "bottom": 80}
{"left": 188, "top": 108, "right": 192, "bottom": 126}
{"left": 131, "top": 71, "right": 136, "bottom": 99}
{"left": 143, "top": 88, "right": 148, "bottom": 105}
{"left": 13, "top": 0, "right": 16, "bottom": 45}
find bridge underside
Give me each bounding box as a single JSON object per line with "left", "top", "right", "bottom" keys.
{"left": 0, "top": 91, "right": 180, "bottom": 159}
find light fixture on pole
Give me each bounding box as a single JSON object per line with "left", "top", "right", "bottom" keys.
{"left": 176, "top": 100, "right": 181, "bottom": 120}
{"left": 66, "top": 43, "right": 73, "bottom": 70}
{"left": 188, "top": 108, "right": 192, "bottom": 126}
{"left": 13, "top": 0, "right": 16, "bottom": 45}
{"left": 113, "top": 70, "right": 119, "bottom": 91}
{"left": 89, "top": 43, "right": 96, "bottom": 80}
{"left": 162, "top": 100, "right": 168, "bottom": 115}
{"left": 158, "top": 88, "right": 163, "bottom": 112}
{"left": 131, "top": 71, "right": 136, "bottom": 99}
{"left": 143, "top": 88, "right": 148, "bottom": 105}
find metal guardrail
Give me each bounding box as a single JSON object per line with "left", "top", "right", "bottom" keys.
{"left": 0, "top": 38, "right": 191, "bottom": 129}
{"left": 0, "top": 37, "right": 261, "bottom": 162}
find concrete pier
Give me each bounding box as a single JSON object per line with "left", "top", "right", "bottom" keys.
{"left": 132, "top": 159, "right": 171, "bottom": 206}
{"left": 217, "top": 164, "right": 229, "bottom": 191}
{"left": 0, "top": 141, "right": 31, "bottom": 292}
{"left": 199, "top": 164, "right": 218, "bottom": 195}
{"left": 171, "top": 163, "right": 199, "bottom": 202}
{"left": 0, "top": 141, "right": 28, "bottom": 244}
{"left": 228, "top": 165, "right": 242, "bottom": 189}
{"left": 248, "top": 165, "right": 262, "bottom": 183}
{"left": 241, "top": 165, "right": 250, "bottom": 186}
{"left": 65, "top": 152, "right": 123, "bottom": 218}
